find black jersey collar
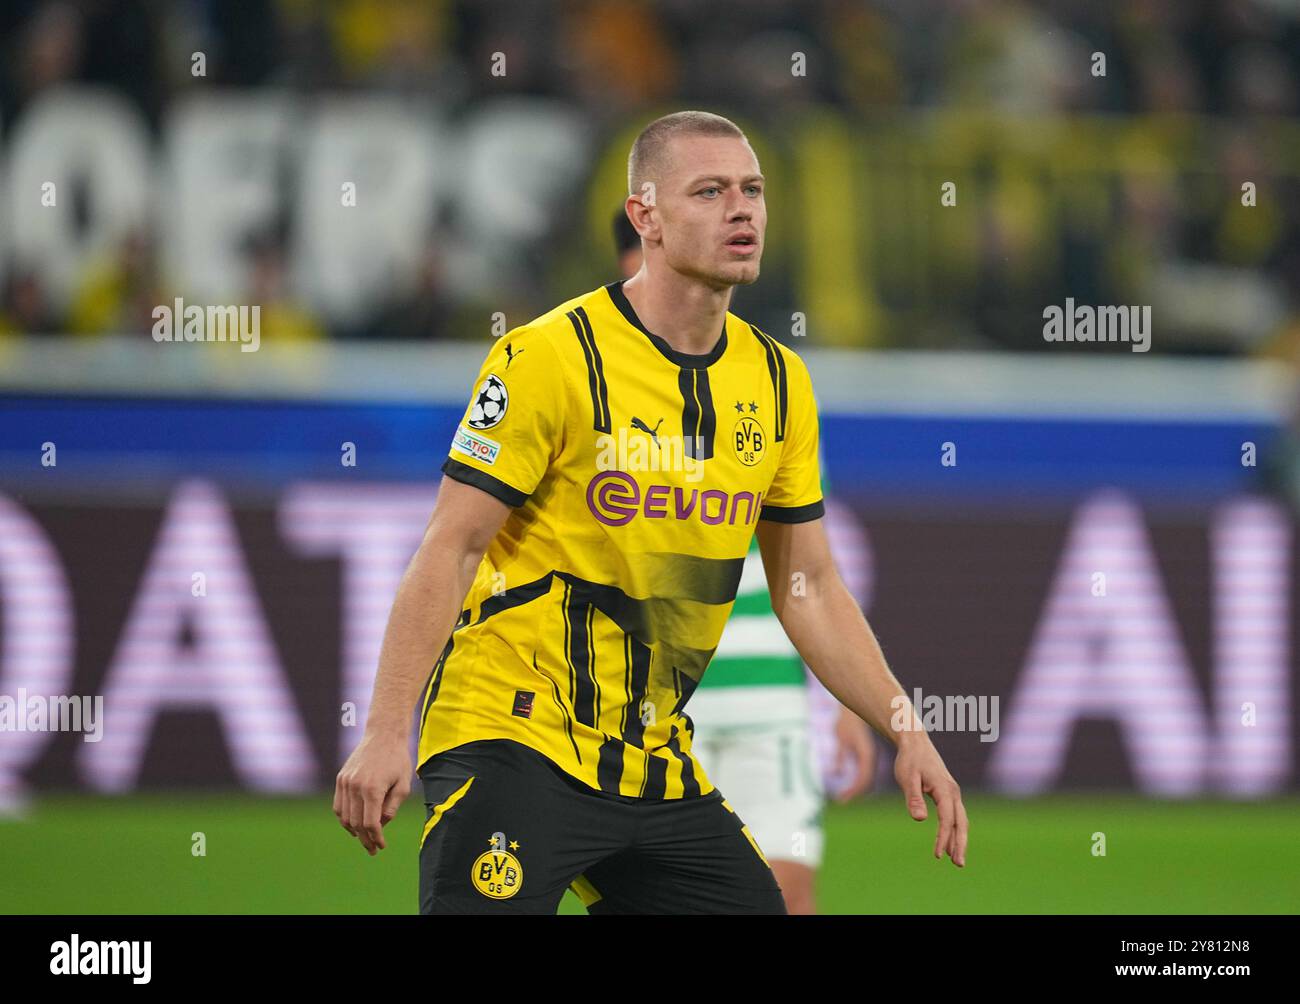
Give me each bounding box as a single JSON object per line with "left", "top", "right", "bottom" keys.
{"left": 604, "top": 279, "right": 728, "bottom": 369}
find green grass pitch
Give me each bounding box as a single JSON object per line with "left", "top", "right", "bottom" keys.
{"left": 2, "top": 794, "right": 1296, "bottom": 914}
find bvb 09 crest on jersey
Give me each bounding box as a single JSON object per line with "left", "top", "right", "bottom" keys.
{"left": 472, "top": 831, "right": 523, "bottom": 899}
{"left": 733, "top": 413, "right": 766, "bottom": 466}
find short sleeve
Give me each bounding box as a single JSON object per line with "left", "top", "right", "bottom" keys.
{"left": 760, "top": 351, "right": 825, "bottom": 523}
{"left": 442, "top": 331, "right": 565, "bottom": 507}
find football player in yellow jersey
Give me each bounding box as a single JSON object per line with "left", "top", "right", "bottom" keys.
{"left": 334, "top": 110, "right": 969, "bottom": 914}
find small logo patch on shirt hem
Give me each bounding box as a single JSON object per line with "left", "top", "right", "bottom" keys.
{"left": 511, "top": 690, "right": 535, "bottom": 719}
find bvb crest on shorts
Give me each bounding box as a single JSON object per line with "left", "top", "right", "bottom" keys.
{"left": 472, "top": 830, "right": 523, "bottom": 899}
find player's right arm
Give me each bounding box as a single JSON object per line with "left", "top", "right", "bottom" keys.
{"left": 333, "top": 477, "right": 510, "bottom": 856}
{"left": 335, "top": 326, "right": 566, "bottom": 856}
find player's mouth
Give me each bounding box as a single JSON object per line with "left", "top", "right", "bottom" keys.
{"left": 725, "top": 233, "right": 759, "bottom": 256}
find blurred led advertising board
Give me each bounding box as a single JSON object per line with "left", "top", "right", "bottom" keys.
{"left": 1, "top": 381, "right": 1293, "bottom": 797}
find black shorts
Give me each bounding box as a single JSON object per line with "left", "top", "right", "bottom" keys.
{"left": 417, "top": 738, "right": 786, "bottom": 915}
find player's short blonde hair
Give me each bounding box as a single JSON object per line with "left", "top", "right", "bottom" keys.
{"left": 627, "top": 110, "right": 749, "bottom": 197}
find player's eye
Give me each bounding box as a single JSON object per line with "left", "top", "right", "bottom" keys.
{"left": 699, "top": 187, "right": 719, "bottom": 197}
{"left": 745, "top": 185, "right": 762, "bottom": 197}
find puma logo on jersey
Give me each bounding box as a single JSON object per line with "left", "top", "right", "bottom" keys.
{"left": 631, "top": 416, "right": 663, "bottom": 445}
{"left": 504, "top": 343, "right": 525, "bottom": 369}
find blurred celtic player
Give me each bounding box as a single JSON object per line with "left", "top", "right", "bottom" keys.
{"left": 617, "top": 213, "right": 878, "bottom": 914}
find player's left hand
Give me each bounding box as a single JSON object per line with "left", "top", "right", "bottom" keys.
{"left": 831, "top": 706, "right": 875, "bottom": 801}
{"left": 893, "top": 738, "right": 968, "bottom": 868}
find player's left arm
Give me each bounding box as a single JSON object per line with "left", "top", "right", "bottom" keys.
{"left": 806, "top": 496, "right": 876, "bottom": 800}
{"left": 757, "top": 516, "right": 967, "bottom": 867}
{"left": 755, "top": 349, "right": 966, "bottom": 866}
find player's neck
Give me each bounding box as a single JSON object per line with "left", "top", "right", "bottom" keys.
{"left": 621, "top": 271, "right": 731, "bottom": 357}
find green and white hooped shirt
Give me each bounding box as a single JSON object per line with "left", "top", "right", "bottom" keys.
{"left": 690, "top": 489, "right": 871, "bottom": 740}
{"left": 689, "top": 535, "right": 808, "bottom": 728}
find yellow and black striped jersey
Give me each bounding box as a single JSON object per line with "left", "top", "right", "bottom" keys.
{"left": 418, "top": 279, "right": 823, "bottom": 800}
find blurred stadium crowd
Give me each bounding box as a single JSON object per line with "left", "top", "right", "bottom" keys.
{"left": 1, "top": 0, "right": 1299, "bottom": 357}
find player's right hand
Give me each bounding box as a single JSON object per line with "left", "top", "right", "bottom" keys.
{"left": 333, "top": 732, "right": 412, "bottom": 856}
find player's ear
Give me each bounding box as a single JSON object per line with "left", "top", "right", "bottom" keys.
{"left": 626, "top": 187, "right": 658, "bottom": 236}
